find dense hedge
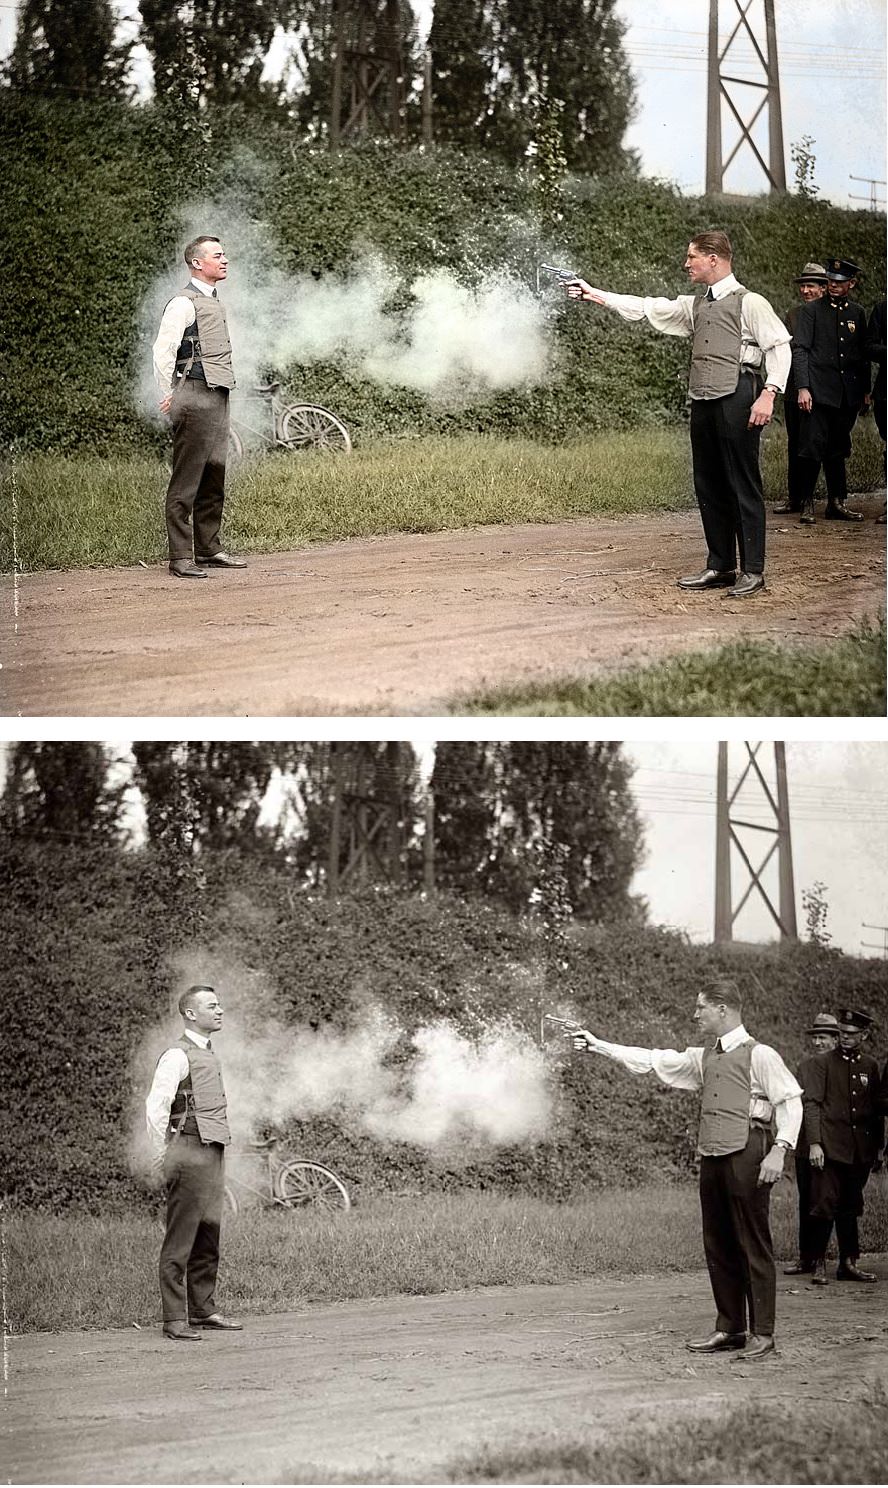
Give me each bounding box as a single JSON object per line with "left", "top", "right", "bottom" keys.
{"left": 1, "top": 96, "right": 884, "bottom": 452}
{"left": 3, "top": 839, "right": 887, "bottom": 1211}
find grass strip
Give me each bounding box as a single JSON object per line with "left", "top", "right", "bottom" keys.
{"left": 6, "top": 1181, "right": 887, "bottom": 1334}
{"left": 457, "top": 616, "right": 887, "bottom": 717}
{"left": 2, "top": 423, "right": 883, "bottom": 573}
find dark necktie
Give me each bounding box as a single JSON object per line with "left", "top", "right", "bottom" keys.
{"left": 212, "top": 288, "right": 218, "bottom": 299}
{"left": 206, "top": 1039, "right": 213, "bottom": 1051}
{"left": 706, "top": 287, "right": 715, "bottom": 301}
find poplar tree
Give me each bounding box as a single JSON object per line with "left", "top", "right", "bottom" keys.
{"left": 4, "top": 0, "right": 133, "bottom": 99}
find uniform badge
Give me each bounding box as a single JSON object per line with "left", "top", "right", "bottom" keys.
{"left": 847, "top": 320, "right": 856, "bottom": 333}
{"left": 860, "top": 1072, "right": 868, "bottom": 1087}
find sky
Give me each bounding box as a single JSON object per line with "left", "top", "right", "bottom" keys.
{"left": 1, "top": 0, "right": 884, "bottom": 208}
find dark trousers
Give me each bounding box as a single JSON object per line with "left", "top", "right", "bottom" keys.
{"left": 165, "top": 379, "right": 230, "bottom": 560}
{"left": 784, "top": 394, "right": 803, "bottom": 511}
{"left": 160, "top": 1136, "right": 225, "bottom": 1322}
{"left": 699, "top": 1126, "right": 775, "bottom": 1336}
{"left": 690, "top": 373, "right": 765, "bottom": 575}
{"left": 795, "top": 397, "right": 857, "bottom": 507}
{"left": 794, "top": 1149, "right": 817, "bottom": 1264}
{"left": 808, "top": 1158, "right": 872, "bottom": 1264}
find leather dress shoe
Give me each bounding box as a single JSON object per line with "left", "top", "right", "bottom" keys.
{"left": 810, "top": 1259, "right": 828, "bottom": 1285}
{"left": 686, "top": 1330, "right": 746, "bottom": 1353}
{"left": 196, "top": 551, "right": 248, "bottom": 568}
{"left": 169, "top": 558, "right": 207, "bottom": 579}
{"left": 825, "top": 502, "right": 863, "bottom": 521}
{"left": 725, "top": 572, "right": 764, "bottom": 599}
{"left": 799, "top": 502, "right": 815, "bottom": 525}
{"left": 773, "top": 503, "right": 800, "bottom": 515}
{"left": 783, "top": 1259, "right": 812, "bottom": 1275}
{"left": 163, "top": 1321, "right": 202, "bottom": 1341}
{"left": 732, "top": 1333, "right": 775, "bottom": 1362}
{"left": 676, "top": 569, "right": 736, "bottom": 591}
{"left": 837, "top": 1261, "right": 877, "bottom": 1283}
{"left": 189, "top": 1312, "right": 244, "bottom": 1329}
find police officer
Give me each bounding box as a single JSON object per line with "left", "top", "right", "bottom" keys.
{"left": 774, "top": 264, "right": 829, "bottom": 517}
{"left": 791, "top": 257, "right": 870, "bottom": 524}
{"left": 784, "top": 1011, "right": 839, "bottom": 1276}
{"left": 866, "top": 299, "right": 887, "bottom": 522}
{"left": 803, "top": 1007, "right": 884, "bottom": 1285}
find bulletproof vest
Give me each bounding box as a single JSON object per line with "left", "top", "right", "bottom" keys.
{"left": 697, "top": 1037, "right": 756, "bottom": 1156}
{"left": 167, "top": 1035, "right": 231, "bottom": 1145}
{"left": 689, "top": 286, "right": 747, "bottom": 400}
{"left": 173, "top": 286, "right": 236, "bottom": 390}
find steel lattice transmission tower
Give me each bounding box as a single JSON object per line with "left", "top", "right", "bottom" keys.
{"left": 714, "top": 742, "right": 798, "bottom": 943}
{"left": 706, "top": 0, "right": 787, "bottom": 195}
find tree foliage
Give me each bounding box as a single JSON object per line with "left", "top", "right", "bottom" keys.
{"left": 4, "top": 0, "right": 133, "bottom": 99}
{"left": 0, "top": 743, "right": 127, "bottom": 844}
{"left": 431, "top": 742, "right": 644, "bottom": 920}
{"left": 429, "top": 0, "right": 636, "bottom": 170}
{"left": 137, "top": 0, "right": 303, "bottom": 108}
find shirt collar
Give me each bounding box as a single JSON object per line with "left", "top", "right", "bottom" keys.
{"left": 184, "top": 1028, "right": 210, "bottom": 1048}
{"left": 717, "top": 1024, "right": 749, "bottom": 1052}
{"left": 708, "top": 272, "right": 740, "bottom": 301}
{"left": 190, "top": 277, "right": 215, "bottom": 296}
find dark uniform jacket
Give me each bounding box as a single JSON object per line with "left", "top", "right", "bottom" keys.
{"left": 791, "top": 295, "right": 870, "bottom": 409}
{"left": 795, "top": 1051, "right": 823, "bottom": 1156}
{"left": 803, "top": 1047, "right": 884, "bottom": 1165}
{"left": 866, "top": 301, "right": 886, "bottom": 403}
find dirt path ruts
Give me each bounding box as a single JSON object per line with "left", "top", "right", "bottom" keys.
{"left": 6, "top": 1264, "right": 888, "bottom": 1483}
{"left": 3, "top": 503, "right": 885, "bottom": 717}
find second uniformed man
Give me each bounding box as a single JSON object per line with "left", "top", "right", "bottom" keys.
{"left": 791, "top": 257, "right": 870, "bottom": 524}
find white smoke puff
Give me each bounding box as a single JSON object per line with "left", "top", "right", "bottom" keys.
{"left": 365, "top": 272, "right": 550, "bottom": 397}
{"left": 365, "top": 1022, "right": 554, "bottom": 1148}
{"left": 264, "top": 1008, "right": 401, "bottom": 1126}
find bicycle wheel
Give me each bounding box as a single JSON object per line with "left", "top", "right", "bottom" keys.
{"left": 279, "top": 404, "right": 352, "bottom": 453}
{"left": 275, "top": 1160, "right": 351, "bottom": 1211}
{"left": 228, "top": 425, "right": 245, "bottom": 462}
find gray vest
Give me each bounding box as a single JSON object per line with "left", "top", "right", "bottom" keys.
{"left": 689, "top": 287, "right": 747, "bottom": 400}
{"left": 167, "top": 1035, "right": 231, "bottom": 1145}
{"left": 173, "top": 286, "right": 236, "bottom": 390}
{"left": 697, "top": 1037, "right": 756, "bottom": 1156}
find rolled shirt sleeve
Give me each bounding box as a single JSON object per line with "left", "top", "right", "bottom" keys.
{"left": 750, "top": 1043, "right": 803, "bottom": 1148}
{"left": 585, "top": 1036, "right": 703, "bottom": 1090}
{"left": 145, "top": 1047, "right": 189, "bottom": 1161}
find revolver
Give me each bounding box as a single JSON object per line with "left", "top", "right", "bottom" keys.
{"left": 538, "top": 262, "right": 582, "bottom": 290}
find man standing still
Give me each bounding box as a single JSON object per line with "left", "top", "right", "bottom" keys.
{"left": 567, "top": 231, "right": 791, "bottom": 598}
{"left": 803, "top": 1007, "right": 884, "bottom": 1285}
{"left": 774, "top": 264, "right": 829, "bottom": 518}
{"left": 865, "top": 299, "right": 886, "bottom": 522}
{"left": 784, "top": 1011, "right": 839, "bottom": 1276}
{"left": 153, "top": 236, "right": 247, "bottom": 578}
{"left": 791, "top": 258, "right": 869, "bottom": 524}
{"left": 146, "top": 985, "right": 243, "bottom": 1339}
{"left": 567, "top": 978, "right": 802, "bottom": 1359}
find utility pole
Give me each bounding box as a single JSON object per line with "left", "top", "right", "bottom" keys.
{"left": 714, "top": 742, "right": 798, "bottom": 943}
{"left": 706, "top": 0, "right": 786, "bottom": 195}
{"left": 329, "top": 0, "right": 406, "bottom": 147}
{"left": 848, "top": 175, "right": 887, "bottom": 211}
{"left": 861, "top": 923, "right": 888, "bottom": 958}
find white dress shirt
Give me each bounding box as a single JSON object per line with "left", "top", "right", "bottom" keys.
{"left": 586, "top": 1022, "right": 803, "bottom": 1147}
{"left": 145, "top": 1027, "right": 209, "bottom": 1160}
{"left": 152, "top": 277, "right": 216, "bottom": 394}
{"left": 597, "top": 272, "right": 793, "bottom": 393}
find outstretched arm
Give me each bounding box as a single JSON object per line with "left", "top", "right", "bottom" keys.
{"left": 569, "top": 1030, "right": 703, "bottom": 1090}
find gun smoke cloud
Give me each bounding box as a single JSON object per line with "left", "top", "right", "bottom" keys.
{"left": 129, "top": 951, "right": 556, "bottom": 1179}
{"left": 137, "top": 201, "right": 552, "bottom": 417}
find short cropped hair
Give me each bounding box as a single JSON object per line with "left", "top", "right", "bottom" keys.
{"left": 690, "top": 230, "right": 733, "bottom": 262}
{"left": 700, "top": 976, "right": 743, "bottom": 1013}
{"left": 178, "top": 984, "right": 215, "bottom": 1016}
{"left": 183, "top": 236, "right": 221, "bottom": 269}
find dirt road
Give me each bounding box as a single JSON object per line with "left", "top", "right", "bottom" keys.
{"left": 4, "top": 503, "right": 885, "bottom": 716}
{"left": 7, "top": 1264, "right": 888, "bottom": 1484}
